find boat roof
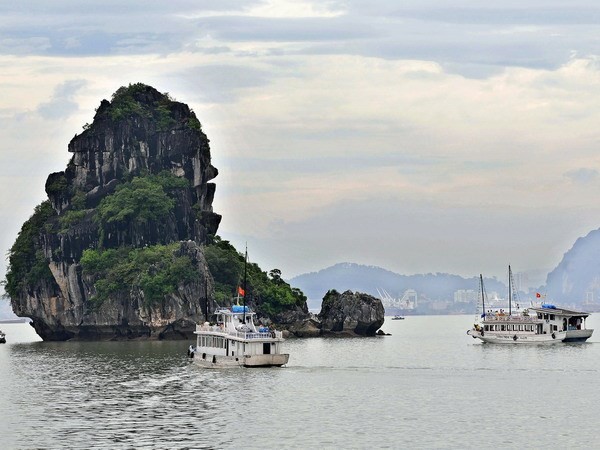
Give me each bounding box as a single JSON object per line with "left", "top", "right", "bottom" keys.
{"left": 214, "top": 306, "right": 255, "bottom": 316}
{"left": 529, "top": 305, "right": 590, "bottom": 317}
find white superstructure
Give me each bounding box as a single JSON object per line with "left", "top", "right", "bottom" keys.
{"left": 188, "top": 305, "right": 289, "bottom": 368}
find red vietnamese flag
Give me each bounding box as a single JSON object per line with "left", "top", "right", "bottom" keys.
{"left": 238, "top": 286, "right": 245, "bottom": 296}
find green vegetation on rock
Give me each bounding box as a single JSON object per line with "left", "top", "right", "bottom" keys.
{"left": 204, "top": 236, "right": 306, "bottom": 314}
{"left": 81, "top": 243, "right": 198, "bottom": 307}
{"left": 106, "top": 83, "right": 201, "bottom": 132}
{"left": 96, "top": 172, "right": 189, "bottom": 244}
{"left": 4, "top": 201, "right": 56, "bottom": 297}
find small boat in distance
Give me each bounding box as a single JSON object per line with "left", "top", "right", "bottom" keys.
{"left": 391, "top": 315, "right": 405, "bottom": 320}
{"left": 0, "top": 330, "right": 5, "bottom": 344}
{"left": 467, "top": 267, "right": 593, "bottom": 344}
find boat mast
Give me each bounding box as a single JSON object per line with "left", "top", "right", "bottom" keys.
{"left": 243, "top": 244, "right": 248, "bottom": 323}
{"left": 480, "top": 274, "right": 486, "bottom": 318}
{"left": 204, "top": 274, "right": 209, "bottom": 321}
{"left": 508, "top": 265, "right": 512, "bottom": 316}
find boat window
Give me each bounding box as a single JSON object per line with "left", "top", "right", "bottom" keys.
{"left": 550, "top": 314, "right": 555, "bottom": 320}
{"left": 543, "top": 314, "right": 549, "bottom": 320}
{"left": 538, "top": 313, "right": 542, "bottom": 319}
{"left": 484, "top": 325, "right": 489, "bottom": 331}
{"left": 519, "top": 325, "right": 523, "bottom": 331}
{"left": 501, "top": 325, "right": 505, "bottom": 331}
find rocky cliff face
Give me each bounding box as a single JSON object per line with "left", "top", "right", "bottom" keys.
{"left": 7, "top": 84, "right": 221, "bottom": 340}
{"left": 318, "top": 290, "right": 385, "bottom": 336}
{"left": 545, "top": 228, "right": 600, "bottom": 305}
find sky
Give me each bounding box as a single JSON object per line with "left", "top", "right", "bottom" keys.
{"left": 0, "top": 0, "right": 599, "bottom": 285}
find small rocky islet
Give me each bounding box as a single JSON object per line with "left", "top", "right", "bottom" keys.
{"left": 5, "top": 83, "right": 385, "bottom": 341}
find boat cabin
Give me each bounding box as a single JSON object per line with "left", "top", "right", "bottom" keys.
{"left": 528, "top": 304, "right": 592, "bottom": 341}
{"left": 195, "top": 306, "right": 285, "bottom": 363}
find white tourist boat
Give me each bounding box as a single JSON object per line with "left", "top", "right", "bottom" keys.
{"left": 467, "top": 268, "right": 593, "bottom": 344}
{"left": 188, "top": 305, "right": 289, "bottom": 368}
{"left": 188, "top": 247, "right": 289, "bottom": 368}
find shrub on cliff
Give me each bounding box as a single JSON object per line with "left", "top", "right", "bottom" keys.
{"left": 203, "top": 236, "right": 306, "bottom": 315}
{"left": 96, "top": 172, "right": 189, "bottom": 244}
{"left": 81, "top": 243, "right": 197, "bottom": 306}
{"left": 4, "top": 201, "right": 56, "bottom": 297}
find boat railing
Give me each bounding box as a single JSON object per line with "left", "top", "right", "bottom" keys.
{"left": 196, "top": 324, "right": 226, "bottom": 333}
{"left": 483, "top": 315, "right": 541, "bottom": 323}
{"left": 196, "top": 324, "right": 283, "bottom": 339}
{"left": 231, "top": 330, "right": 283, "bottom": 340}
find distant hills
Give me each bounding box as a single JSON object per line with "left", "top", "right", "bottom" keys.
{"left": 291, "top": 225, "right": 600, "bottom": 312}
{"left": 289, "top": 263, "right": 507, "bottom": 311}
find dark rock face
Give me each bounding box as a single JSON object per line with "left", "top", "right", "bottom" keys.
{"left": 546, "top": 228, "right": 600, "bottom": 305}
{"left": 265, "top": 306, "right": 321, "bottom": 338}
{"left": 318, "top": 290, "right": 385, "bottom": 336}
{"left": 9, "top": 84, "right": 221, "bottom": 340}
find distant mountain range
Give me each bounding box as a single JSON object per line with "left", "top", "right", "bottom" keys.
{"left": 290, "top": 226, "right": 600, "bottom": 311}
{"left": 289, "top": 263, "right": 507, "bottom": 310}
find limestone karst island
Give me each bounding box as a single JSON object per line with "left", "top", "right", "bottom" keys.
{"left": 5, "top": 83, "right": 384, "bottom": 341}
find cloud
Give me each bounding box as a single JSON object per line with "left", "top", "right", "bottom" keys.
{"left": 1, "top": 1, "right": 600, "bottom": 283}
{"left": 36, "top": 79, "right": 87, "bottom": 120}
{"left": 564, "top": 168, "right": 600, "bottom": 184}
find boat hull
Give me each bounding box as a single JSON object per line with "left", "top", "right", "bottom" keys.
{"left": 190, "top": 349, "right": 289, "bottom": 368}
{"left": 243, "top": 353, "right": 289, "bottom": 367}
{"left": 563, "top": 329, "right": 594, "bottom": 342}
{"left": 468, "top": 329, "right": 567, "bottom": 344}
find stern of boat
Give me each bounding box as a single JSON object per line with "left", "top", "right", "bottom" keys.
{"left": 563, "top": 328, "right": 594, "bottom": 342}
{"left": 243, "top": 353, "right": 290, "bottom": 367}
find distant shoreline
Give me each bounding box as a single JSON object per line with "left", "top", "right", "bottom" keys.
{"left": 0, "top": 318, "right": 30, "bottom": 324}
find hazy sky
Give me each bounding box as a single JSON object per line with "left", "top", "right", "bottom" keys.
{"left": 1, "top": 1, "right": 599, "bottom": 284}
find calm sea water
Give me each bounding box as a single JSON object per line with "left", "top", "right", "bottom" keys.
{"left": 2, "top": 315, "right": 600, "bottom": 449}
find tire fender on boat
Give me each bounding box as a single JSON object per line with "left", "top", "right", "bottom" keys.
{"left": 466, "top": 329, "right": 471, "bottom": 335}
{"left": 552, "top": 332, "right": 556, "bottom": 339}
{"left": 513, "top": 335, "right": 517, "bottom": 341}
{"left": 480, "top": 330, "right": 484, "bottom": 337}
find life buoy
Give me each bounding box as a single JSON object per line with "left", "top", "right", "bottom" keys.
{"left": 552, "top": 332, "right": 556, "bottom": 339}
{"left": 513, "top": 335, "right": 517, "bottom": 341}
{"left": 466, "top": 330, "right": 471, "bottom": 335}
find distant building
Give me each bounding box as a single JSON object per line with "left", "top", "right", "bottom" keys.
{"left": 453, "top": 289, "right": 478, "bottom": 303}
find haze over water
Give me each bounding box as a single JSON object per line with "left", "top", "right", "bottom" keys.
{"left": 2, "top": 315, "right": 600, "bottom": 449}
